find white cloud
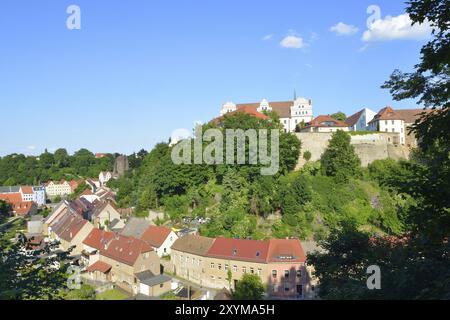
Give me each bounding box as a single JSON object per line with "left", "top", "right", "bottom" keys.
{"left": 330, "top": 22, "right": 359, "bottom": 36}
{"left": 262, "top": 34, "right": 273, "bottom": 41}
{"left": 280, "top": 33, "right": 304, "bottom": 49}
{"left": 362, "top": 13, "right": 432, "bottom": 42}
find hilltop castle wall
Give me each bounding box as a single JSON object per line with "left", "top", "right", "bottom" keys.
{"left": 295, "top": 132, "right": 410, "bottom": 169}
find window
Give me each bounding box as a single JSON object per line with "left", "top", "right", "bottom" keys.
{"left": 257, "top": 268, "right": 262, "bottom": 275}
{"left": 284, "top": 270, "right": 290, "bottom": 278}
{"left": 296, "top": 269, "right": 302, "bottom": 278}
{"left": 285, "top": 285, "right": 290, "bottom": 292}
{"left": 392, "top": 128, "right": 395, "bottom": 133}
{"left": 218, "top": 264, "right": 222, "bottom": 270}
{"left": 242, "top": 267, "right": 247, "bottom": 273}
{"left": 385, "top": 121, "right": 388, "bottom": 125}
{"left": 233, "top": 265, "right": 237, "bottom": 272}
{"left": 160, "top": 284, "right": 164, "bottom": 288}
{"left": 225, "top": 264, "right": 229, "bottom": 271}
{"left": 272, "top": 270, "right": 277, "bottom": 279}
{"left": 250, "top": 268, "right": 254, "bottom": 274}
{"left": 210, "top": 262, "right": 215, "bottom": 269}
{"left": 392, "top": 120, "right": 395, "bottom": 125}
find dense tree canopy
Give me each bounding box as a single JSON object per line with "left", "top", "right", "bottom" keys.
{"left": 310, "top": 0, "right": 450, "bottom": 300}
{"left": 233, "top": 274, "right": 265, "bottom": 300}
{"left": 320, "top": 130, "right": 361, "bottom": 183}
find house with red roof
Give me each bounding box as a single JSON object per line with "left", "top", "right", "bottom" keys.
{"left": 368, "top": 106, "right": 433, "bottom": 147}
{"left": 299, "top": 115, "right": 350, "bottom": 133}
{"left": 218, "top": 97, "right": 314, "bottom": 133}
{"left": 171, "top": 236, "right": 310, "bottom": 299}
{"left": 0, "top": 192, "right": 37, "bottom": 217}
{"left": 47, "top": 206, "right": 94, "bottom": 255}
{"left": 44, "top": 180, "right": 81, "bottom": 197}
{"left": 140, "top": 225, "right": 178, "bottom": 257}
{"left": 82, "top": 228, "right": 171, "bottom": 296}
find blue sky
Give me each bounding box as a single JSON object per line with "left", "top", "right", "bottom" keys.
{"left": 0, "top": 0, "right": 432, "bottom": 156}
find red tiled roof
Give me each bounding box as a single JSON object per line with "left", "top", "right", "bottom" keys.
{"left": 101, "top": 234, "right": 153, "bottom": 266}
{"left": 206, "top": 238, "right": 270, "bottom": 263}
{"left": 86, "top": 260, "right": 112, "bottom": 273}
{"left": 395, "top": 109, "right": 433, "bottom": 124}
{"left": 20, "top": 186, "right": 33, "bottom": 195}
{"left": 69, "top": 180, "right": 80, "bottom": 192}
{"left": 206, "top": 237, "right": 307, "bottom": 264}
{"left": 236, "top": 101, "right": 295, "bottom": 118}
{"left": 0, "top": 193, "right": 35, "bottom": 216}
{"left": 83, "top": 228, "right": 115, "bottom": 250}
{"left": 0, "top": 193, "right": 22, "bottom": 203}
{"left": 304, "top": 115, "right": 349, "bottom": 128}
{"left": 83, "top": 228, "right": 153, "bottom": 266}
{"left": 51, "top": 210, "right": 88, "bottom": 242}
{"left": 267, "top": 239, "right": 306, "bottom": 263}
{"left": 80, "top": 189, "right": 94, "bottom": 196}
{"left": 140, "top": 226, "right": 172, "bottom": 248}
{"left": 345, "top": 109, "right": 365, "bottom": 127}
{"left": 211, "top": 105, "right": 270, "bottom": 124}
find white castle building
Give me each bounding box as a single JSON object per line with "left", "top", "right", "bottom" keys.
{"left": 220, "top": 97, "right": 314, "bottom": 133}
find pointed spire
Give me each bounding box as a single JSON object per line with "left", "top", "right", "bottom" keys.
{"left": 293, "top": 89, "right": 297, "bottom": 101}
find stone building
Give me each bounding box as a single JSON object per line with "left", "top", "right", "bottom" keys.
{"left": 113, "top": 155, "right": 129, "bottom": 177}
{"left": 219, "top": 97, "right": 314, "bottom": 133}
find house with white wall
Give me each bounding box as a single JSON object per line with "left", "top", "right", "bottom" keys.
{"left": 345, "top": 108, "right": 377, "bottom": 131}
{"left": 219, "top": 97, "right": 314, "bottom": 133}
{"left": 140, "top": 226, "right": 178, "bottom": 257}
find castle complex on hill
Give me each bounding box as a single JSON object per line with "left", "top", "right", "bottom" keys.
{"left": 219, "top": 97, "right": 431, "bottom": 148}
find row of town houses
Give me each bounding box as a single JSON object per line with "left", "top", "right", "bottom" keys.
{"left": 219, "top": 98, "right": 432, "bottom": 148}
{"left": 29, "top": 195, "right": 317, "bottom": 300}
{"left": 0, "top": 171, "right": 116, "bottom": 217}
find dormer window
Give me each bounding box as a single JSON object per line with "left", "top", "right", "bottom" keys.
{"left": 232, "top": 249, "right": 237, "bottom": 256}
{"left": 256, "top": 251, "right": 260, "bottom": 257}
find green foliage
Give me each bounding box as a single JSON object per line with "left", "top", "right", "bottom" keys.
{"left": 69, "top": 183, "right": 90, "bottom": 200}
{"left": 320, "top": 130, "right": 361, "bottom": 183}
{"left": 0, "top": 149, "right": 114, "bottom": 185}
{"left": 303, "top": 150, "right": 312, "bottom": 161}
{"left": 233, "top": 274, "right": 265, "bottom": 300}
{"left": 330, "top": 111, "right": 347, "bottom": 121}
{"left": 0, "top": 200, "right": 12, "bottom": 222}
{"left": 0, "top": 226, "right": 71, "bottom": 299}
{"left": 310, "top": 0, "right": 450, "bottom": 300}
{"left": 65, "top": 284, "right": 96, "bottom": 300}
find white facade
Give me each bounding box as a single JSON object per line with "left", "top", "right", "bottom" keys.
{"left": 155, "top": 230, "right": 178, "bottom": 257}
{"left": 285, "top": 98, "right": 314, "bottom": 132}
{"left": 45, "top": 181, "right": 73, "bottom": 197}
{"left": 32, "top": 187, "right": 46, "bottom": 206}
{"left": 99, "top": 172, "right": 113, "bottom": 187}
{"left": 220, "top": 102, "right": 238, "bottom": 116}
{"left": 369, "top": 119, "right": 405, "bottom": 145}
{"left": 348, "top": 108, "right": 377, "bottom": 131}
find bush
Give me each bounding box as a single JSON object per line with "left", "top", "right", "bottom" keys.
{"left": 303, "top": 150, "right": 312, "bottom": 161}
